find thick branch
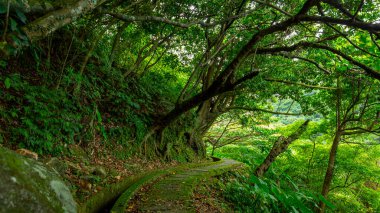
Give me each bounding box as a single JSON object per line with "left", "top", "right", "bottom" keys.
{"left": 231, "top": 71, "right": 260, "bottom": 87}
{"left": 279, "top": 54, "right": 331, "bottom": 74}
{"left": 299, "top": 15, "right": 380, "bottom": 33}
{"left": 213, "top": 0, "right": 317, "bottom": 87}
{"left": 22, "top": 0, "right": 106, "bottom": 42}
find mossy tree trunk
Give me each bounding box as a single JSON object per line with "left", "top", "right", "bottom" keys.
{"left": 1, "top": 0, "right": 106, "bottom": 57}
{"left": 254, "top": 120, "right": 310, "bottom": 177}
{"left": 186, "top": 101, "right": 219, "bottom": 157}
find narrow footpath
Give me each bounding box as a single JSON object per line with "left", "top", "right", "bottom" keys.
{"left": 112, "top": 159, "right": 243, "bottom": 212}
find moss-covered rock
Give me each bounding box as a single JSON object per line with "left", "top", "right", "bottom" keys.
{"left": 0, "top": 147, "right": 77, "bottom": 213}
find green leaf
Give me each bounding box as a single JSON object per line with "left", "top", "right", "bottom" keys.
{"left": 15, "top": 9, "right": 27, "bottom": 23}
{"left": 11, "top": 111, "right": 18, "bottom": 118}
{"left": 0, "top": 60, "right": 7, "bottom": 69}
{"left": 100, "top": 126, "right": 108, "bottom": 141}
{"left": 4, "top": 77, "right": 11, "bottom": 89}
{"left": 10, "top": 18, "right": 17, "bottom": 31}
{"left": 96, "top": 109, "right": 102, "bottom": 122}
{"left": 318, "top": 195, "right": 336, "bottom": 210}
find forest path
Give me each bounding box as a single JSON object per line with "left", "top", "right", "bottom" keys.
{"left": 112, "top": 159, "right": 244, "bottom": 212}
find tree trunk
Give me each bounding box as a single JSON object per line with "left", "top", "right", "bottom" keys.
{"left": 318, "top": 76, "right": 342, "bottom": 213}
{"left": 254, "top": 120, "right": 310, "bottom": 177}
{"left": 22, "top": 0, "right": 106, "bottom": 42}
{"left": 1, "top": 0, "right": 106, "bottom": 57}
{"left": 109, "top": 22, "right": 129, "bottom": 67}
{"left": 318, "top": 130, "right": 342, "bottom": 213}
{"left": 186, "top": 101, "right": 220, "bottom": 157}
{"left": 1, "top": 0, "right": 56, "bottom": 15}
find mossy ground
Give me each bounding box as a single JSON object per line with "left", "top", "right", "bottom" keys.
{"left": 123, "top": 159, "right": 244, "bottom": 212}
{"left": 193, "top": 177, "right": 234, "bottom": 213}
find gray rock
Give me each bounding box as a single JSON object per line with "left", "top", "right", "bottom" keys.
{"left": 0, "top": 147, "right": 77, "bottom": 213}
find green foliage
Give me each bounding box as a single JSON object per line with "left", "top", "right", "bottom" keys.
{"left": 0, "top": 74, "right": 82, "bottom": 154}
{"left": 0, "top": 22, "right": 192, "bottom": 159}
{"left": 212, "top": 136, "right": 323, "bottom": 212}
{"left": 225, "top": 174, "right": 321, "bottom": 213}
{"left": 4, "top": 77, "right": 10, "bottom": 89}
{"left": 95, "top": 106, "right": 108, "bottom": 142}
{"left": 210, "top": 117, "right": 379, "bottom": 212}
{"left": 1, "top": 1, "right": 380, "bottom": 211}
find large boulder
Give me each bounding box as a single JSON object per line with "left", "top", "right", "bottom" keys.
{"left": 0, "top": 147, "right": 77, "bottom": 213}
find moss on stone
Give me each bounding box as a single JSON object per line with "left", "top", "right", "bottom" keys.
{"left": 0, "top": 147, "right": 77, "bottom": 213}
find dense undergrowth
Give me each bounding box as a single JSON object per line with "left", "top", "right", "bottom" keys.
{"left": 0, "top": 28, "right": 197, "bottom": 161}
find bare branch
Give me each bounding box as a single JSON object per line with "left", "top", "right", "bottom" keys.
{"left": 370, "top": 33, "right": 380, "bottom": 51}
{"left": 257, "top": 42, "right": 380, "bottom": 80}
{"left": 329, "top": 178, "right": 362, "bottom": 192}
{"left": 325, "top": 24, "right": 380, "bottom": 58}
{"left": 343, "top": 128, "right": 380, "bottom": 136}
{"left": 107, "top": 7, "right": 259, "bottom": 28}
{"left": 1, "top": 0, "right": 10, "bottom": 41}
{"left": 341, "top": 140, "right": 380, "bottom": 146}
{"left": 252, "top": 0, "right": 292, "bottom": 17}
{"left": 226, "top": 106, "right": 307, "bottom": 115}
{"left": 264, "top": 78, "right": 337, "bottom": 90}
{"left": 214, "top": 134, "right": 255, "bottom": 148}
{"left": 279, "top": 54, "right": 331, "bottom": 74}
{"left": 352, "top": 0, "right": 365, "bottom": 20}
